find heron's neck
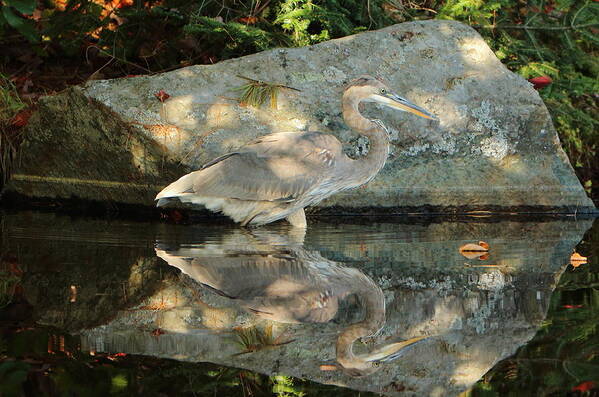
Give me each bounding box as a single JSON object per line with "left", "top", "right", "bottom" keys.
{"left": 342, "top": 97, "right": 390, "bottom": 187}
{"left": 335, "top": 280, "right": 385, "bottom": 369}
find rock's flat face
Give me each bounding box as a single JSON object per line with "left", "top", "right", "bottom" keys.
{"left": 6, "top": 20, "right": 595, "bottom": 213}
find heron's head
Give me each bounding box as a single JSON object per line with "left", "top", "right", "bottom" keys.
{"left": 336, "top": 335, "right": 428, "bottom": 377}
{"left": 344, "top": 75, "right": 437, "bottom": 120}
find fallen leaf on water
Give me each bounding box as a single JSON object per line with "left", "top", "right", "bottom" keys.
{"left": 154, "top": 90, "right": 170, "bottom": 102}
{"left": 107, "top": 352, "right": 128, "bottom": 360}
{"left": 528, "top": 76, "right": 552, "bottom": 89}
{"left": 572, "top": 381, "right": 596, "bottom": 392}
{"left": 570, "top": 252, "right": 587, "bottom": 268}
{"left": 319, "top": 364, "right": 338, "bottom": 371}
{"left": 69, "top": 285, "right": 77, "bottom": 303}
{"left": 459, "top": 241, "right": 489, "bottom": 260}
{"left": 562, "top": 304, "right": 583, "bottom": 309}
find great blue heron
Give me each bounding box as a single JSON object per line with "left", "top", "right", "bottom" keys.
{"left": 155, "top": 228, "right": 426, "bottom": 376}
{"left": 155, "top": 76, "right": 437, "bottom": 227}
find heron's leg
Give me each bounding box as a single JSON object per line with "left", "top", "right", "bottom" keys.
{"left": 286, "top": 208, "right": 307, "bottom": 228}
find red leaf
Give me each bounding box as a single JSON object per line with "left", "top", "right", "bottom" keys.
{"left": 11, "top": 108, "right": 33, "bottom": 127}
{"left": 562, "top": 304, "right": 583, "bottom": 309}
{"left": 154, "top": 90, "right": 170, "bottom": 102}
{"left": 572, "top": 381, "right": 596, "bottom": 392}
{"left": 528, "top": 76, "right": 552, "bottom": 89}
{"left": 151, "top": 328, "right": 166, "bottom": 336}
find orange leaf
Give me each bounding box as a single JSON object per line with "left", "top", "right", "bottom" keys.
{"left": 319, "top": 364, "right": 338, "bottom": 371}
{"left": 477, "top": 241, "right": 490, "bottom": 250}
{"left": 11, "top": 108, "right": 33, "bottom": 127}
{"left": 570, "top": 252, "right": 587, "bottom": 268}
{"left": 154, "top": 90, "right": 170, "bottom": 102}
{"left": 238, "top": 16, "right": 258, "bottom": 24}
{"left": 459, "top": 242, "right": 489, "bottom": 260}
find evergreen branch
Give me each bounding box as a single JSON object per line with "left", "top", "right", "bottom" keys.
{"left": 473, "top": 22, "right": 599, "bottom": 31}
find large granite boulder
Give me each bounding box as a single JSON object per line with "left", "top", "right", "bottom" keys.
{"left": 4, "top": 20, "right": 595, "bottom": 213}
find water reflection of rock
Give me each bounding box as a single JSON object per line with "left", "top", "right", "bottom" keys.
{"left": 3, "top": 212, "right": 592, "bottom": 396}
{"left": 0, "top": 211, "right": 172, "bottom": 330}
{"left": 79, "top": 219, "right": 592, "bottom": 396}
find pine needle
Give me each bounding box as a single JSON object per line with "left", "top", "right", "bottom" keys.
{"left": 234, "top": 75, "right": 300, "bottom": 109}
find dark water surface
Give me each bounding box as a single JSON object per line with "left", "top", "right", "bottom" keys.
{"left": 0, "top": 211, "right": 597, "bottom": 396}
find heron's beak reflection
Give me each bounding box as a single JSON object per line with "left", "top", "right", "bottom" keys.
{"left": 373, "top": 92, "right": 437, "bottom": 120}
{"left": 362, "top": 335, "right": 427, "bottom": 363}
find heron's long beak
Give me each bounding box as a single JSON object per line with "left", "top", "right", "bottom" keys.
{"left": 361, "top": 335, "right": 427, "bottom": 363}
{"left": 374, "top": 93, "right": 437, "bottom": 120}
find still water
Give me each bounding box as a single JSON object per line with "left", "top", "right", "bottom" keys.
{"left": 0, "top": 211, "right": 597, "bottom": 396}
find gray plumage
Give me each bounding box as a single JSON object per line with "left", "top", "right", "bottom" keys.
{"left": 155, "top": 76, "right": 436, "bottom": 227}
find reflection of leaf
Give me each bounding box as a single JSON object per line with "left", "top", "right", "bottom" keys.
{"left": 570, "top": 252, "right": 587, "bottom": 268}
{"left": 572, "top": 381, "right": 597, "bottom": 392}
{"left": 459, "top": 241, "right": 489, "bottom": 260}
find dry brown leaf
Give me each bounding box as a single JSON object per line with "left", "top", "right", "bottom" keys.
{"left": 570, "top": 252, "right": 587, "bottom": 268}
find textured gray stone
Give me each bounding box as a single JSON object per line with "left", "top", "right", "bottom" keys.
{"left": 5, "top": 20, "right": 595, "bottom": 213}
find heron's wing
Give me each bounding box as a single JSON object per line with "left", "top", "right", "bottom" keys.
{"left": 159, "top": 131, "right": 344, "bottom": 203}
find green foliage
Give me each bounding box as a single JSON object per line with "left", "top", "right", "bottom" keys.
{"left": 0, "top": 73, "right": 24, "bottom": 127}
{"left": 184, "top": 14, "right": 287, "bottom": 58}
{"left": 0, "top": 74, "right": 25, "bottom": 188}
{"left": 0, "top": 0, "right": 37, "bottom": 42}
{"left": 0, "top": 270, "right": 19, "bottom": 308}
{"left": 437, "top": 0, "right": 510, "bottom": 24}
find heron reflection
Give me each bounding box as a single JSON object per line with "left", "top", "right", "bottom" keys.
{"left": 155, "top": 228, "right": 424, "bottom": 376}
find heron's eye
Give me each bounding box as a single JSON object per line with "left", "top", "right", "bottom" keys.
{"left": 380, "top": 89, "right": 386, "bottom": 95}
